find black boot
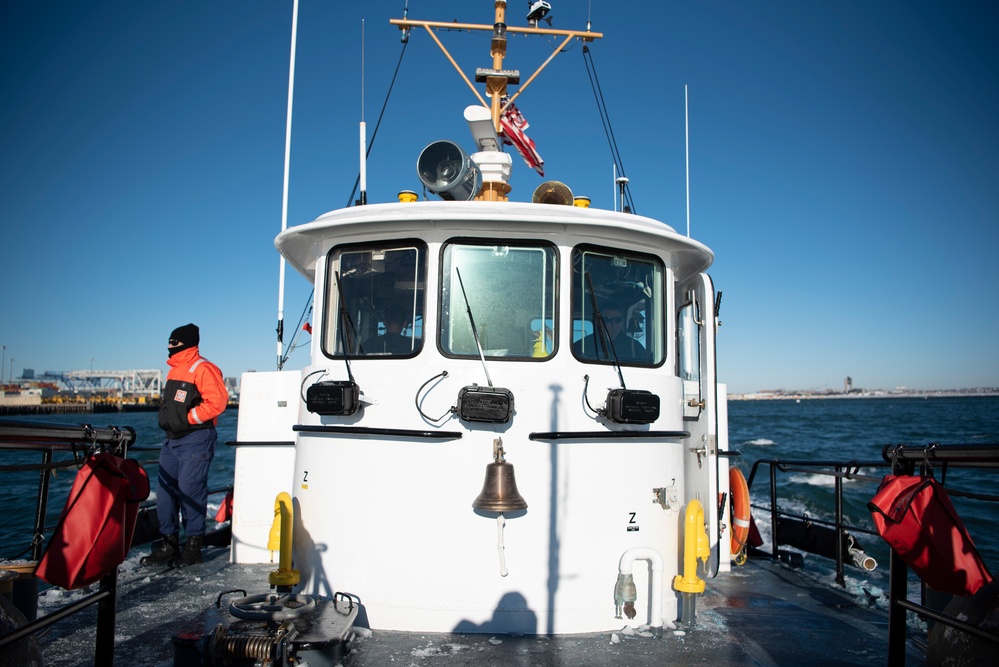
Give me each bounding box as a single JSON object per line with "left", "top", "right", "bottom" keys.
{"left": 177, "top": 534, "right": 203, "bottom": 567}
{"left": 142, "top": 533, "right": 179, "bottom": 565}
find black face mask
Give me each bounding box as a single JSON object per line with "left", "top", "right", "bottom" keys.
{"left": 168, "top": 341, "right": 194, "bottom": 357}
{"left": 168, "top": 324, "right": 200, "bottom": 357}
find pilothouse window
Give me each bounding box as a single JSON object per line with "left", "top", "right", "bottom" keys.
{"left": 323, "top": 242, "right": 426, "bottom": 358}
{"left": 571, "top": 246, "right": 664, "bottom": 366}
{"left": 440, "top": 241, "right": 557, "bottom": 359}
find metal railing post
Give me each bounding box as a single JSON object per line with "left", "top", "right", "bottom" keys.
{"left": 887, "top": 549, "right": 908, "bottom": 667}
{"left": 769, "top": 462, "right": 778, "bottom": 560}
{"left": 834, "top": 464, "right": 845, "bottom": 587}
{"left": 94, "top": 570, "right": 118, "bottom": 665}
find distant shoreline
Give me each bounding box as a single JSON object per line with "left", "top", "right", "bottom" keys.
{"left": 728, "top": 390, "right": 999, "bottom": 401}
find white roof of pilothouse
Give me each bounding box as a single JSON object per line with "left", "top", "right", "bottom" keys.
{"left": 275, "top": 200, "right": 714, "bottom": 282}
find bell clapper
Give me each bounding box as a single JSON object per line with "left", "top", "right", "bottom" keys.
{"left": 497, "top": 514, "right": 509, "bottom": 577}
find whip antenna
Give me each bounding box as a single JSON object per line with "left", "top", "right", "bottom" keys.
{"left": 276, "top": 0, "right": 300, "bottom": 370}
{"left": 358, "top": 19, "right": 367, "bottom": 206}
{"left": 685, "top": 84, "right": 690, "bottom": 237}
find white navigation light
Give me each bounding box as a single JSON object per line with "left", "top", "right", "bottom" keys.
{"left": 417, "top": 140, "right": 481, "bottom": 201}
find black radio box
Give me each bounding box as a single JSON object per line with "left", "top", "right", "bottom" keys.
{"left": 306, "top": 380, "right": 360, "bottom": 416}
{"left": 456, "top": 386, "right": 514, "bottom": 423}
{"left": 605, "top": 389, "right": 660, "bottom": 424}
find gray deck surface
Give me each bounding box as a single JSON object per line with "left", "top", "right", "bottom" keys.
{"left": 34, "top": 544, "right": 926, "bottom": 666}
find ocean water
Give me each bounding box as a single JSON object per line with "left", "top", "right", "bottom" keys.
{"left": 2, "top": 397, "right": 997, "bottom": 579}
{"left": 729, "top": 395, "right": 999, "bottom": 580}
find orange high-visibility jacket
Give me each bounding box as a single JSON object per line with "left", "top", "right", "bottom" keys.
{"left": 158, "top": 346, "right": 228, "bottom": 438}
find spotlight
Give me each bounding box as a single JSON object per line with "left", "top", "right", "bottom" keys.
{"left": 417, "top": 140, "right": 481, "bottom": 201}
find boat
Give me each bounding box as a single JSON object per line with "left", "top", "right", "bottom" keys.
{"left": 3, "top": 2, "right": 997, "bottom": 665}
{"left": 230, "top": 0, "right": 724, "bottom": 640}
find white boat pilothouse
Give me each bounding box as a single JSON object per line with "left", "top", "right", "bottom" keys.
{"left": 230, "top": 0, "right": 727, "bottom": 640}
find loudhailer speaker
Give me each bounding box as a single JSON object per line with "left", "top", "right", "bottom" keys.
{"left": 417, "top": 140, "right": 482, "bottom": 201}
{"left": 532, "top": 180, "right": 573, "bottom": 205}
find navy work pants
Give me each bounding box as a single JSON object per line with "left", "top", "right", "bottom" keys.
{"left": 156, "top": 427, "right": 217, "bottom": 537}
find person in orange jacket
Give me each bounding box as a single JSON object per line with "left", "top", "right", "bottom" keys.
{"left": 144, "top": 323, "right": 228, "bottom": 567}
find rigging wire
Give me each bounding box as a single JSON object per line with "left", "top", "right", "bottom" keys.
{"left": 582, "top": 44, "right": 635, "bottom": 214}
{"left": 279, "top": 290, "right": 314, "bottom": 367}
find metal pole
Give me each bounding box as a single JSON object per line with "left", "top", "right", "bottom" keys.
{"left": 31, "top": 450, "right": 52, "bottom": 561}
{"left": 887, "top": 550, "right": 908, "bottom": 666}
{"left": 685, "top": 84, "right": 690, "bottom": 237}
{"left": 276, "top": 0, "right": 300, "bottom": 370}
{"left": 769, "top": 463, "right": 779, "bottom": 560}
{"left": 94, "top": 572, "right": 118, "bottom": 665}
{"left": 834, "top": 465, "right": 845, "bottom": 587}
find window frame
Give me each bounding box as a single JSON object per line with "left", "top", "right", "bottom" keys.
{"left": 570, "top": 243, "right": 666, "bottom": 368}
{"left": 321, "top": 239, "right": 428, "bottom": 360}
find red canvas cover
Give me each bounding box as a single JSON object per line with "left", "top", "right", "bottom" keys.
{"left": 868, "top": 474, "right": 992, "bottom": 597}
{"left": 36, "top": 453, "right": 150, "bottom": 590}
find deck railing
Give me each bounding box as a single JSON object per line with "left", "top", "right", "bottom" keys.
{"left": 879, "top": 443, "right": 999, "bottom": 666}
{"left": 0, "top": 419, "right": 136, "bottom": 665}
{"left": 745, "top": 457, "right": 886, "bottom": 587}
{"left": 745, "top": 446, "right": 999, "bottom": 666}
{"left": 0, "top": 419, "right": 234, "bottom": 665}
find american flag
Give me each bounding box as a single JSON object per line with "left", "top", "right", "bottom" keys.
{"left": 500, "top": 97, "right": 544, "bottom": 176}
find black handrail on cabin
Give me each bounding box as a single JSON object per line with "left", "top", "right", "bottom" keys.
{"left": 0, "top": 419, "right": 139, "bottom": 665}
{"left": 744, "top": 446, "right": 999, "bottom": 667}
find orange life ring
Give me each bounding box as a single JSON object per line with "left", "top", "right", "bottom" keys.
{"left": 729, "top": 466, "right": 751, "bottom": 562}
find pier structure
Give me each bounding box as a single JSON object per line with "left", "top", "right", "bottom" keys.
{"left": 54, "top": 369, "right": 162, "bottom": 396}
{"left": 1, "top": 369, "right": 164, "bottom": 414}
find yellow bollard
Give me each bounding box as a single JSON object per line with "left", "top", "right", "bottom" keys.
{"left": 268, "top": 492, "right": 300, "bottom": 588}
{"left": 673, "top": 498, "right": 710, "bottom": 594}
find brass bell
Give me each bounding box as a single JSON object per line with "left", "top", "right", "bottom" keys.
{"left": 473, "top": 438, "right": 527, "bottom": 512}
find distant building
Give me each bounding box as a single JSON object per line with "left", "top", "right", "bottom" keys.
{"left": 844, "top": 376, "right": 853, "bottom": 393}
{"left": 224, "top": 377, "right": 240, "bottom": 403}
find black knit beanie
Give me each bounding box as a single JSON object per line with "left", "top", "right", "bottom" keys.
{"left": 168, "top": 323, "right": 200, "bottom": 356}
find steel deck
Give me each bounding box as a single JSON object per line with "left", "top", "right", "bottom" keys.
{"left": 34, "top": 544, "right": 926, "bottom": 666}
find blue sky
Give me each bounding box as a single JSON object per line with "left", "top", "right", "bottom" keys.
{"left": 2, "top": 1, "right": 997, "bottom": 395}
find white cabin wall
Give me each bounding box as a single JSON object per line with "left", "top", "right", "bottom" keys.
{"left": 282, "top": 218, "right": 708, "bottom": 632}
{"left": 231, "top": 370, "right": 301, "bottom": 563}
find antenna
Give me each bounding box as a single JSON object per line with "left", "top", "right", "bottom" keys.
{"left": 615, "top": 176, "right": 629, "bottom": 213}
{"left": 358, "top": 19, "right": 367, "bottom": 205}
{"left": 612, "top": 163, "right": 616, "bottom": 212}
{"left": 685, "top": 84, "right": 690, "bottom": 237}
{"left": 276, "top": 0, "right": 300, "bottom": 370}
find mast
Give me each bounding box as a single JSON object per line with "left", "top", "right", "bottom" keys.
{"left": 390, "top": 0, "right": 602, "bottom": 147}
